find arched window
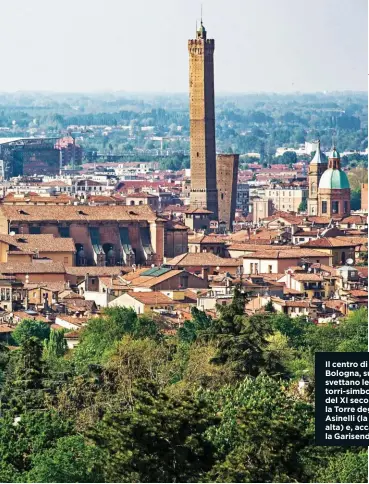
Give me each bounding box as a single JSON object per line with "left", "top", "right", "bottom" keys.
{"left": 311, "top": 182, "right": 316, "bottom": 195}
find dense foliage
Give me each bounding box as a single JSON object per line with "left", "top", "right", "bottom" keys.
{"left": 0, "top": 299, "right": 367, "bottom": 482}
{"left": 0, "top": 92, "right": 367, "bottom": 160}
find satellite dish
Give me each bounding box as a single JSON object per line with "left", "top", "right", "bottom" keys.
{"left": 9, "top": 231, "right": 15, "bottom": 236}
{"left": 346, "top": 258, "right": 354, "bottom": 266}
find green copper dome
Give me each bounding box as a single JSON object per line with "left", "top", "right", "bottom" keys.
{"left": 318, "top": 168, "right": 350, "bottom": 190}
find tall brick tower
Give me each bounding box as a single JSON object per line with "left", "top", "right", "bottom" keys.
{"left": 188, "top": 21, "right": 218, "bottom": 219}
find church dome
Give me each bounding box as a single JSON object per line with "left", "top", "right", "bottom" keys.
{"left": 318, "top": 168, "right": 350, "bottom": 190}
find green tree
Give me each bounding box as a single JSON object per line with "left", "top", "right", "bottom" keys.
{"left": 178, "top": 307, "right": 213, "bottom": 344}
{"left": 1, "top": 337, "right": 47, "bottom": 413}
{"left": 205, "top": 375, "right": 313, "bottom": 483}
{"left": 43, "top": 329, "right": 67, "bottom": 360}
{"left": 12, "top": 319, "right": 50, "bottom": 346}
{"left": 337, "top": 307, "right": 368, "bottom": 352}
{"left": 89, "top": 380, "right": 217, "bottom": 483}
{"left": 264, "top": 300, "right": 276, "bottom": 312}
{"left": 73, "top": 307, "right": 161, "bottom": 370}
{"left": 0, "top": 410, "right": 74, "bottom": 481}
{"left": 350, "top": 187, "right": 361, "bottom": 210}
{"left": 26, "top": 436, "right": 104, "bottom": 483}
{"left": 317, "top": 450, "right": 368, "bottom": 483}
{"left": 298, "top": 198, "right": 308, "bottom": 212}
{"left": 207, "top": 289, "right": 286, "bottom": 379}
{"left": 281, "top": 150, "right": 297, "bottom": 166}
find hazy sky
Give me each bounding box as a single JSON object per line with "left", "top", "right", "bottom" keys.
{"left": 1, "top": 0, "right": 367, "bottom": 93}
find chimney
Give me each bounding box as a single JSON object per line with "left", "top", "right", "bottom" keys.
{"left": 202, "top": 266, "right": 209, "bottom": 284}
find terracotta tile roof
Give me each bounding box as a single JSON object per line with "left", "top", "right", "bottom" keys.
{"left": 262, "top": 212, "right": 304, "bottom": 224}
{"left": 340, "top": 215, "right": 367, "bottom": 224}
{"left": 0, "top": 324, "right": 14, "bottom": 333}
{"left": 59, "top": 289, "right": 83, "bottom": 299}
{"left": 0, "top": 261, "right": 66, "bottom": 274}
{"left": 228, "top": 244, "right": 289, "bottom": 252}
{"left": 324, "top": 300, "right": 346, "bottom": 311}
{"left": 355, "top": 266, "right": 368, "bottom": 278}
{"left": 243, "top": 248, "right": 329, "bottom": 259}
{"left": 188, "top": 235, "right": 227, "bottom": 244}
{"left": 87, "top": 195, "right": 121, "bottom": 203}
{"left": 0, "top": 234, "right": 75, "bottom": 253}
{"left": 56, "top": 315, "right": 89, "bottom": 326}
{"left": 0, "top": 205, "right": 158, "bottom": 222}
{"left": 164, "top": 221, "right": 188, "bottom": 231}
{"left": 65, "top": 299, "right": 96, "bottom": 312}
{"left": 283, "top": 287, "right": 303, "bottom": 295}
{"left": 307, "top": 216, "right": 331, "bottom": 224}
{"left": 310, "top": 263, "right": 337, "bottom": 275}
{"left": 292, "top": 273, "right": 324, "bottom": 281}
{"left": 126, "top": 192, "right": 158, "bottom": 198}
{"left": 335, "top": 236, "right": 368, "bottom": 246}
{"left": 127, "top": 291, "right": 176, "bottom": 305}
{"left": 258, "top": 273, "right": 285, "bottom": 281}
{"left": 183, "top": 289, "right": 198, "bottom": 302}
{"left": 64, "top": 330, "right": 81, "bottom": 339}
{"left": 135, "top": 270, "right": 184, "bottom": 288}
{"left": 2, "top": 194, "right": 73, "bottom": 204}
{"left": 184, "top": 207, "right": 213, "bottom": 214}
{"left": 301, "top": 237, "right": 361, "bottom": 248}
{"left": 24, "top": 281, "right": 67, "bottom": 292}
{"left": 99, "top": 277, "right": 129, "bottom": 290}
{"left": 66, "top": 266, "right": 125, "bottom": 276}
{"left": 13, "top": 311, "right": 49, "bottom": 322}
{"left": 166, "top": 253, "right": 242, "bottom": 267}
{"left": 271, "top": 297, "right": 317, "bottom": 308}
{"left": 348, "top": 290, "right": 368, "bottom": 298}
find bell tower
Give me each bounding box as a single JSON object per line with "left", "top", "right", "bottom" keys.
{"left": 308, "top": 140, "right": 327, "bottom": 216}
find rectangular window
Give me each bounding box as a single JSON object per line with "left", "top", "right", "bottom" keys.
{"left": 332, "top": 201, "right": 339, "bottom": 213}
{"left": 322, "top": 201, "right": 327, "bottom": 213}
{"left": 344, "top": 201, "right": 348, "bottom": 213}
{"left": 59, "top": 227, "right": 70, "bottom": 238}
{"left": 30, "top": 226, "right": 41, "bottom": 234}
{"left": 268, "top": 265, "right": 272, "bottom": 274}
